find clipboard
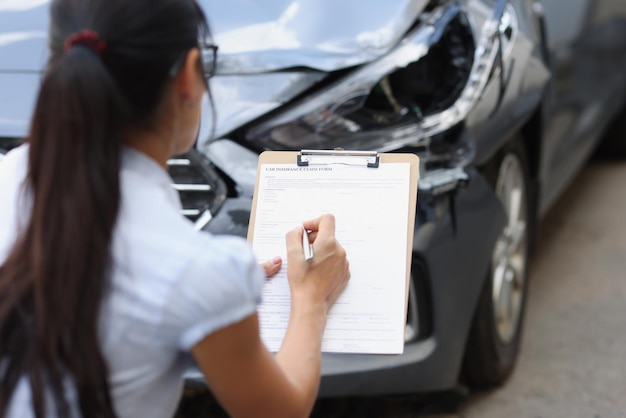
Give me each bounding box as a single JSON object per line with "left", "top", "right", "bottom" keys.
{"left": 248, "top": 149, "right": 420, "bottom": 354}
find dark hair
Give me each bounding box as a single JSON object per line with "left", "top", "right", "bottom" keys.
{"left": 0, "top": 1, "right": 210, "bottom": 416}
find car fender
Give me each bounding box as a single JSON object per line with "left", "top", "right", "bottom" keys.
{"left": 469, "top": 0, "right": 551, "bottom": 168}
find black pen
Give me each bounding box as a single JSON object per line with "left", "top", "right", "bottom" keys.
{"left": 302, "top": 226, "right": 314, "bottom": 262}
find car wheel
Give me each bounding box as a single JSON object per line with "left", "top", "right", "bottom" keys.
{"left": 462, "top": 137, "right": 530, "bottom": 387}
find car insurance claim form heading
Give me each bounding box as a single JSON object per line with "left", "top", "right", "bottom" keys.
{"left": 251, "top": 161, "right": 412, "bottom": 354}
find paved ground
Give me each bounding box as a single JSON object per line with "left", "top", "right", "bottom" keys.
{"left": 178, "top": 156, "right": 626, "bottom": 417}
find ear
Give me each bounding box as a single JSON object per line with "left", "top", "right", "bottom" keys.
{"left": 175, "top": 48, "right": 204, "bottom": 104}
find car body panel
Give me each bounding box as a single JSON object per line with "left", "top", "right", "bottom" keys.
{"left": 0, "top": 0, "right": 48, "bottom": 138}
{"left": 200, "top": 0, "right": 429, "bottom": 74}
{"left": 538, "top": 0, "right": 626, "bottom": 215}
{"left": 200, "top": 72, "right": 327, "bottom": 142}
{"left": 469, "top": 0, "right": 550, "bottom": 167}
{"left": 0, "top": 0, "right": 49, "bottom": 72}
{"left": 0, "top": 72, "right": 39, "bottom": 137}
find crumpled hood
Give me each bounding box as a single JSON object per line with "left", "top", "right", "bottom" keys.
{"left": 201, "top": 0, "right": 428, "bottom": 74}
{"left": 0, "top": 0, "right": 428, "bottom": 73}
{"left": 198, "top": 0, "right": 429, "bottom": 139}
{"left": 0, "top": 0, "right": 429, "bottom": 138}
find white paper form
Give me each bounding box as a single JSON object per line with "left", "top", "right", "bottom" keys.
{"left": 252, "top": 162, "right": 412, "bottom": 354}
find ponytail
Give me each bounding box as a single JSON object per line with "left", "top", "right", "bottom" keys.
{"left": 0, "top": 46, "right": 125, "bottom": 417}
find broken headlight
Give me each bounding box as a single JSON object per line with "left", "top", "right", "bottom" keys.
{"left": 245, "top": 2, "right": 507, "bottom": 162}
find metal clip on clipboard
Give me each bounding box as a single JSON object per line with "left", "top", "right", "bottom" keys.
{"left": 296, "top": 149, "right": 380, "bottom": 168}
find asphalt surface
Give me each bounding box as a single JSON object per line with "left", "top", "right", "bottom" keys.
{"left": 177, "top": 155, "right": 626, "bottom": 417}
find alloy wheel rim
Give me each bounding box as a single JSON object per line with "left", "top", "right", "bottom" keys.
{"left": 491, "top": 153, "right": 527, "bottom": 344}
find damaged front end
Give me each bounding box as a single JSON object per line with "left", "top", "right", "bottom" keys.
{"left": 177, "top": 0, "right": 522, "bottom": 346}
{"left": 177, "top": 0, "right": 535, "bottom": 381}
{"left": 178, "top": 0, "right": 550, "bottom": 396}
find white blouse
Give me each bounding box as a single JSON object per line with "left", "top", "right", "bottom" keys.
{"left": 0, "top": 145, "right": 265, "bottom": 418}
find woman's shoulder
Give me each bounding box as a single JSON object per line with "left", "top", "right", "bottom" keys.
{"left": 109, "top": 148, "right": 266, "bottom": 349}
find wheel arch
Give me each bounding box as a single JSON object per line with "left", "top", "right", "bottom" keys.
{"left": 461, "top": 134, "right": 532, "bottom": 387}
{"left": 519, "top": 105, "right": 543, "bottom": 253}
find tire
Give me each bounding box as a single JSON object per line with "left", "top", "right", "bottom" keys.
{"left": 462, "top": 136, "right": 531, "bottom": 388}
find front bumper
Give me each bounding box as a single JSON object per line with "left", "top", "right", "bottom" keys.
{"left": 185, "top": 166, "right": 505, "bottom": 397}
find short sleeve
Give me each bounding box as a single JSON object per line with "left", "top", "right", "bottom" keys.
{"left": 161, "top": 234, "right": 265, "bottom": 351}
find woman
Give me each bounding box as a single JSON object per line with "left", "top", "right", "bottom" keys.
{"left": 0, "top": 0, "right": 350, "bottom": 417}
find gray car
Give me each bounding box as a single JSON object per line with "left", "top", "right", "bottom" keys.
{"left": 1, "top": 0, "right": 626, "bottom": 398}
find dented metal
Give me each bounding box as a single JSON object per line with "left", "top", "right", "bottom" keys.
{"left": 194, "top": 0, "right": 549, "bottom": 204}
{"left": 235, "top": 0, "right": 514, "bottom": 161}
{"left": 199, "top": 0, "right": 430, "bottom": 74}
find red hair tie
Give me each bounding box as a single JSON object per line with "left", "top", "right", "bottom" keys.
{"left": 64, "top": 30, "right": 107, "bottom": 56}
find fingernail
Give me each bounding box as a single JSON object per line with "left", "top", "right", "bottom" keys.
{"left": 271, "top": 256, "right": 281, "bottom": 265}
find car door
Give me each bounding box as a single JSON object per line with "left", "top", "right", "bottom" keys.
{"left": 538, "top": 0, "right": 626, "bottom": 214}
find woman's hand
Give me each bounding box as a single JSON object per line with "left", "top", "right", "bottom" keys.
{"left": 285, "top": 214, "right": 350, "bottom": 315}
{"left": 261, "top": 256, "right": 282, "bottom": 279}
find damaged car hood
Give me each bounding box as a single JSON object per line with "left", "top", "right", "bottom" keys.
{"left": 0, "top": 0, "right": 430, "bottom": 138}
{"left": 0, "top": 0, "right": 429, "bottom": 73}
{"left": 198, "top": 0, "right": 429, "bottom": 138}
{"left": 201, "top": 0, "right": 429, "bottom": 74}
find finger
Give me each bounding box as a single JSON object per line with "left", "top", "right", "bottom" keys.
{"left": 285, "top": 226, "right": 304, "bottom": 262}
{"left": 303, "top": 214, "right": 336, "bottom": 238}
{"left": 261, "top": 256, "right": 282, "bottom": 279}
{"left": 301, "top": 215, "right": 324, "bottom": 232}
{"left": 306, "top": 230, "right": 318, "bottom": 243}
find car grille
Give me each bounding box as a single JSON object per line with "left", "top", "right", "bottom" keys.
{"left": 167, "top": 148, "right": 227, "bottom": 230}
{"left": 1, "top": 138, "right": 226, "bottom": 231}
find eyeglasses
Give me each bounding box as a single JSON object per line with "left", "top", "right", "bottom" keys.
{"left": 199, "top": 43, "right": 218, "bottom": 79}
{"left": 169, "top": 43, "right": 219, "bottom": 81}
